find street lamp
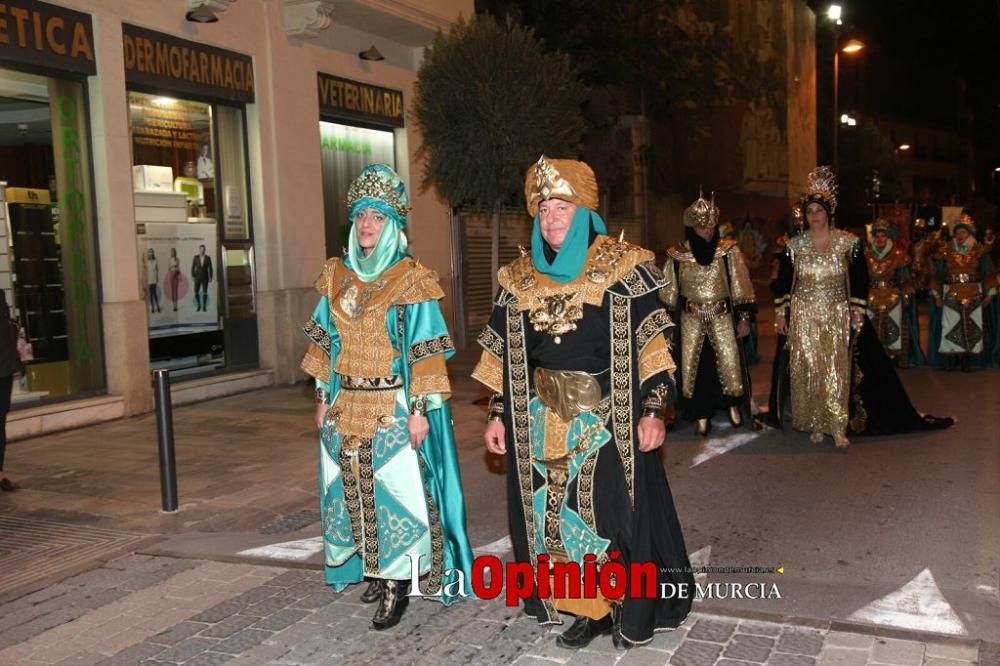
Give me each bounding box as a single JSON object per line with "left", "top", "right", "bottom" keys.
{"left": 832, "top": 20, "right": 864, "bottom": 172}
{"left": 898, "top": 144, "right": 911, "bottom": 151}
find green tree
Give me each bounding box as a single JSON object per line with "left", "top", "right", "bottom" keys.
{"left": 413, "top": 14, "right": 585, "bottom": 209}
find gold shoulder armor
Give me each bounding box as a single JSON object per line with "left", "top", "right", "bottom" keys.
{"left": 313, "top": 257, "right": 341, "bottom": 295}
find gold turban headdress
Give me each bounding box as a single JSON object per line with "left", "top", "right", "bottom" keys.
{"left": 683, "top": 190, "right": 720, "bottom": 229}
{"left": 524, "top": 155, "right": 599, "bottom": 217}
{"left": 871, "top": 218, "right": 896, "bottom": 239}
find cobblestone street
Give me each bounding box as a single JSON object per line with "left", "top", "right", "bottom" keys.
{"left": 1, "top": 555, "right": 993, "bottom": 665}
{"left": 1, "top": 346, "right": 997, "bottom": 664}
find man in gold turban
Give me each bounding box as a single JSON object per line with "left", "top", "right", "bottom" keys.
{"left": 472, "top": 156, "right": 694, "bottom": 649}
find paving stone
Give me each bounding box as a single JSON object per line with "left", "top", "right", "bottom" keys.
{"left": 243, "top": 597, "right": 292, "bottom": 616}
{"left": 817, "top": 647, "right": 870, "bottom": 666}
{"left": 199, "top": 615, "right": 259, "bottom": 639}
{"left": 100, "top": 642, "right": 167, "bottom": 665}
{"left": 214, "top": 629, "right": 273, "bottom": 655}
{"left": 53, "top": 652, "right": 106, "bottom": 666}
{"left": 670, "top": 639, "right": 724, "bottom": 666}
{"left": 190, "top": 602, "right": 245, "bottom": 624}
{"left": 870, "top": 638, "right": 924, "bottom": 666}
{"left": 924, "top": 643, "right": 979, "bottom": 661}
{"left": 737, "top": 621, "right": 783, "bottom": 638}
{"left": 922, "top": 659, "right": 974, "bottom": 666}
{"left": 769, "top": 654, "right": 818, "bottom": 666}
{"left": 289, "top": 591, "right": 337, "bottom": 610}
{"left": 775, "top": 629, "right": 825, "bottom": 656}
{"left": 155, "top": 637, "right": 220, "bottom": 662}
{"left": 513, "top": 657, "right": 567, "bottom": 666}
{"left": 647, "top": 627, "right": 687, "bottom": 652}
{"left": 686, "top": 618, "right": 738, "bottom": 643}
{"left": 716, "top": 661, "right": 759, "bottom": 666}
{"left": 724, "top": 633, "right": 775, "bottom": 662}
{"left": 79, "top": 589, "right": 132, "bottom": 609}
{"left": 566, "top": 650, "right": 622, "bottom": 665}
{"left": 183, "top": 652, "right": 235, "bottom": 666}
{"left": 149, "top": 621, "right": 211, "bottom": 646}
{"left": 232, "top": 587, "right": 279, "bottom": 605}
{"left": 823, "top": 632, "right": 874, "bottom": 650}
{"left": 263, "top": 571, "right": 312, "bottom": 588}
{"left": 498, "top": 618, "right": 549, "bottom": 645}
{"left": 250, "top": 609, "right": 309, "bottom": 632}
{"left": 618, "top": 646, "right": 672, "bottom": 665}
{"left": 450, "top": 619, "right": 506, "bottom": 646}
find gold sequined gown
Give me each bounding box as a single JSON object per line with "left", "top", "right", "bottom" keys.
{"left": 773, "top": 231, "right": 868, "bottom": 436}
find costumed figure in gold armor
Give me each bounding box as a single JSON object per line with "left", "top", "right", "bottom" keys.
{"left": 475, "top": 156, "right": 694, "bottom": 649}
{"left": 660, "top": 192, "right": 757, "bottom": 436}
{"left": 928, "top": 212, "right": 997, "bottom": 371}
{"left": 865, "top": 219, "right": 922, "bottom": 366}
{"left": 300, "top": 164, "right": 473, "bottom": 630}
{"left": 767, "top": 167, "right": 953, "bottom": 448}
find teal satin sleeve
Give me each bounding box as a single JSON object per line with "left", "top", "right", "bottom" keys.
{"left": 310, "top": 296, "right": 341, "bottom": 397}
{"left": 394, "top": 300, "right": 457, "bottom": 413}
{"left": 397, "top": 301, "right": 475, "bottom": 603}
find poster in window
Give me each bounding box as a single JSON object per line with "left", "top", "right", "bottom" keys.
{"left": 137, "top": 222, "right": 220, "bottom": 337}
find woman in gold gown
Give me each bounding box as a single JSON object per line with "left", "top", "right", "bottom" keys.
{"left": 773, "top": 167, "right": 865, "bottom": 448}
{"left": 768, "top": 167, "right": 953, "bottom": 448}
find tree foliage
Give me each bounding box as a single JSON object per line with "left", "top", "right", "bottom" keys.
{"left": 413, "top": 15, "right": 586, "bottom": 208}
{"left": 838, "top": 121, "right": 905, "bottom": 224}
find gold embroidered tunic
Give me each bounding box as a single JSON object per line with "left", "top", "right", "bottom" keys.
{"left": 930, "top": 241, "right": 996, "bottom": 356}
{"left": 865, "top": 244, "right": 914, "bottom": 358}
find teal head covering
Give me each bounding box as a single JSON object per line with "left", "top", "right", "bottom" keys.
{"left": 345, "top": 164, "right": 411, "bottom": 282}
{"left": 524, "top": 156, "right": 606, "bottom": 283}
{"left": 531, "top": 207, "right": 608, "bottom": 283}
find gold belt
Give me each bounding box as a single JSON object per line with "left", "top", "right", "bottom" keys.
{"left": 339, "top": 375, "right": 403, "bottom": 390}
{"left": 685, "top": 299, "right": 729, "bottom": 323}
{"left": 870, "top": 279, "right": 898, "bottom": 289}
{"left": 533, "top": 368, "right": 601, "bottom": 423}
{"left": 946, "top": 273, "right": 973, "bottom": 284}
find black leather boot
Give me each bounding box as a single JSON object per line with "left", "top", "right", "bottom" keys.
{"left": 610, "top": 605, "right": 634, "bottom": 650}
{"left": 371, "top": 580, "right": 409, "bottom": 630}
{"left": 555, "top": 614, "right": 612, "bottom": 649}
{"left": 359, "top": 579, "right": 381, "bottom": 604}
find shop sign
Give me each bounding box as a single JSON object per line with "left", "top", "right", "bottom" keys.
{"left": 0, "top": 0, "right": 95, "bottom": 75}
{"left": 123, "top": 23, "right": 254, "bottom": 104}
{"left": 318, "top": 73, "right": 403, "bottom": 128}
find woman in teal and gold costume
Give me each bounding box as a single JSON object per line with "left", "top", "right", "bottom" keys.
{"left": 300, "top": 164, "right": 473, "bottom": 630}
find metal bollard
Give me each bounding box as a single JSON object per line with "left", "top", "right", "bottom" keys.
{"left": 152, "top": 369, "right": 178, "bottom": 512}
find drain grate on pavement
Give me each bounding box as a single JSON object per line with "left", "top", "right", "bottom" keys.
{"left": 0, "top": 515, "right": 148, "bottom": 596}
{"left": 257, "top": 509, "right": 318, "bottom": 535}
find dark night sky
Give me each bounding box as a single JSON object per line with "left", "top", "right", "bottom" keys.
{"left": 820, "top": 1, "right": 1000, "bottom": 142}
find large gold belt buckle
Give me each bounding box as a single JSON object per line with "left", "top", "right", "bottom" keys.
{"left": 533, "top": 368, "right": 601, "bottom": 423}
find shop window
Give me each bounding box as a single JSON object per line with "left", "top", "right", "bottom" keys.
{"left": 129, "top": 91, "right": 255, "bottom": 377}
{"left": 0, "top": 67, "right": 104, "bottom": 405}
{"left": 319, "top": 122, "right": 396, "bottom": 257}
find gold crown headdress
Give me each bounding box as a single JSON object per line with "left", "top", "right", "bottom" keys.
{"left": 800, "top": 166, "right": 839, "bottom": 215}
{"left": 683, "top": 189, "right": 720, "bottom": 229}
{"left": 524, "top": 155, "right": 599, "bottom": 217}
{"left": 346, "top": 164, "right": 411, "bottom": 220}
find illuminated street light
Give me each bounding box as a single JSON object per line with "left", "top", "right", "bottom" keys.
{"left": 847, "top": 117, "right": 857, "bottom": 126}
{"left": 898, "top": 144, "right": 911, "bottom": 151}
{"left": 828, "top": 5, "right": 843, "bottom": 23}
{"left": 840, "top": 113, "right": 850, "bottom": 123}
{"left": 841, "top": 39, "right": 865, "bottom": 53}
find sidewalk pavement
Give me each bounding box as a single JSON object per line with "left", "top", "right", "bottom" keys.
{"left": 0, "top": 349, "right": 996, "bottom": 665}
